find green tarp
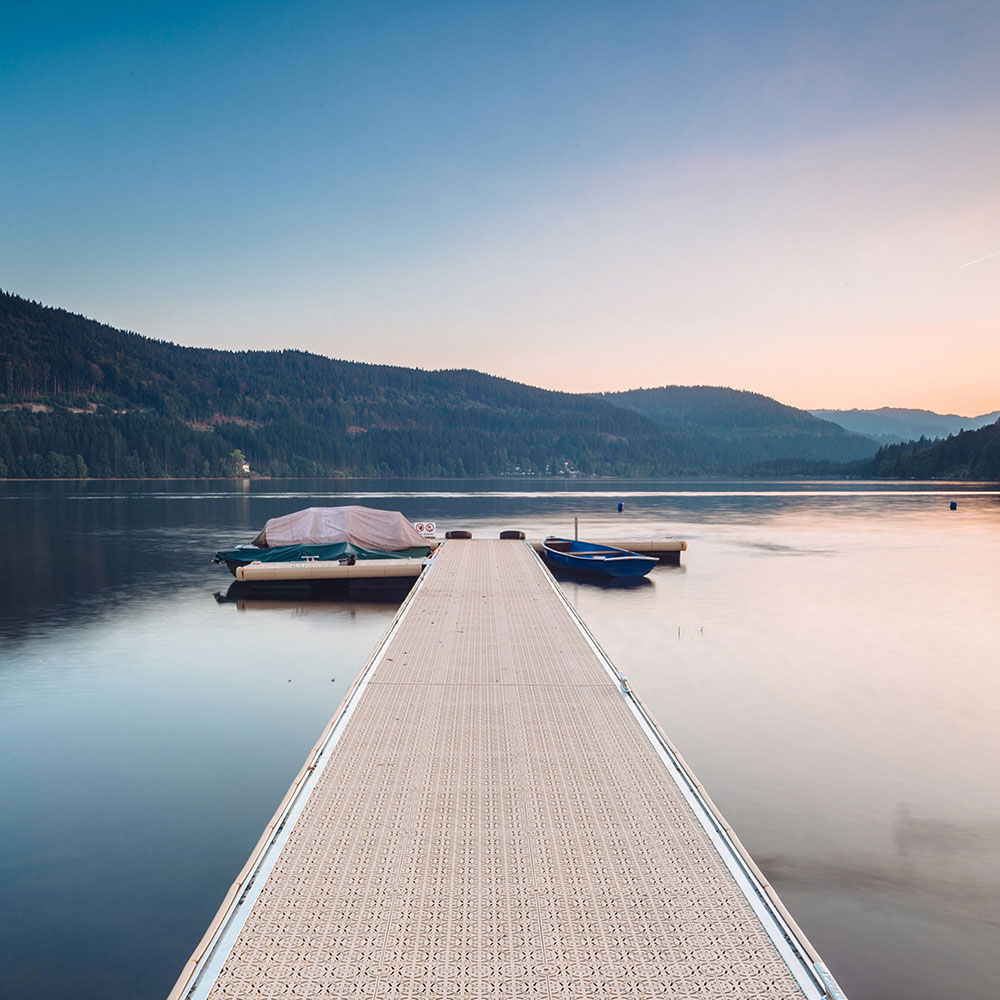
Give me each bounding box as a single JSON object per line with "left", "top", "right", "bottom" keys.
{"left": 215, "top": 542, "right": 429, "bottom": 569}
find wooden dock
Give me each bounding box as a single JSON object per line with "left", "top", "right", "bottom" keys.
{"left": 171, "top": 539, "right": 845, "bottom": 1000}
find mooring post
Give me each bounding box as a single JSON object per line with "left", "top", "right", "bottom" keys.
{"left": 574, "top": 516, "right": 578, "bottom": 540}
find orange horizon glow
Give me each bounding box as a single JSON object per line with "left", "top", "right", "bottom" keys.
{"left": 5, "top": 5, "right": 999, "bottom": 423}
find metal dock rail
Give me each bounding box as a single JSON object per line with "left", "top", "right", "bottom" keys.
{"left": 170, "top": 539, "right": 845, "bottom": 1000}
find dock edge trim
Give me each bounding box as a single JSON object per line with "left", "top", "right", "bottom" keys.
{"left": 166, "top": 551, "right": 443, "bottom": 1000}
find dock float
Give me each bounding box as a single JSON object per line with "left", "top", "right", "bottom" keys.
{"left": 217, "top": 558, "right": 428, "bottom": 601}
{"left": 172, "top": 539, "right": 843, "bottom": 1000}
{"left": 235, "top": 557, "right": 426, "bottom": 584}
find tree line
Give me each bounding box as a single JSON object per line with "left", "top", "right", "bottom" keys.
{"left": 861, "top": 423, "right": 1000, "bottom": 479}
{"left": 4, "top": 289, "right": 996, "bottom": 480}
{"left": 0, "top": 290, "right": 695, "bottom": 478}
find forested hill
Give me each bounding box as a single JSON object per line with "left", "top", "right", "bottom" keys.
{"left": 862, "top": 421, "right": 1000, "bottom": 479}
{"left": 597, "top": 386, "right": 878, "bottom": 466}
{"left": 1, "top": 290, "right": 692, "bottom": 478}
{"left": 0, "top": 290, "right": 881, "bottom": 478}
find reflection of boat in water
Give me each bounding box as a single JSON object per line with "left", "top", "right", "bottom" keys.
{"left": 541, "top": 537, "right": 657, "bottom": 579}
{"left": 215, "top": 575, "right": 415, "bottom": 605}
{"left": 215, "top": 505, "right": 432, "bottom": 576}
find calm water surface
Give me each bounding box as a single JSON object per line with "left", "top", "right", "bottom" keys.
{"left": 1, "top": 479, "right": 998, "bottom": 1000}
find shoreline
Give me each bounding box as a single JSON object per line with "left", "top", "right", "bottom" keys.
{"left": 2, "top": 475, "right": 998, "bottom": 485}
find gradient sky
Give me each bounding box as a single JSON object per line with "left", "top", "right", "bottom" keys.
{"left": 3, "top": 1, "right": 999, "bottom": 412}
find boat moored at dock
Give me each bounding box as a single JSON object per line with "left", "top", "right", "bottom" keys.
{"left": 214, "top": 505, "right": 433, "bottom": 575}
{"left": 530, "top": 535, "right": 687, "bottom": 564}
{"left": 541, "top": 536, "right": 659, "bottom": 578}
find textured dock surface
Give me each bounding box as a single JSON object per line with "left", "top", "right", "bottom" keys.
{"left": 174, "top": 540, "right": 824, "bottom": 999}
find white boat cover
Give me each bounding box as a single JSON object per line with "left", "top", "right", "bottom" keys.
{"left": 256, "top": 505, "right": 427, "bottom": 550}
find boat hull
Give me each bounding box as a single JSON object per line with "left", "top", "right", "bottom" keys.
{"left": 541, "top": 538, "right": 657, "bottom": 579}
{"left": 215, "top": 542, "right": 430, "bottom": 576}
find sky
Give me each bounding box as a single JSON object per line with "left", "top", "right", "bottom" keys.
{"left": 3, "top": 1, "right": 999, "bottom": 413}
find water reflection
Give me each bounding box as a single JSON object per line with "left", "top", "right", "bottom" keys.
{"left": 1, "top": 479, "right": 999, "bottom": 1000}
{"left": 738, "top": 540, "right": 836, "bottom": 556}
{"left": 762, "top": 802, "right": 1000, "bottom": 924}
{"left": 892, "top": 803, "right": 1000, "bottom": 862}
{"left": 543, "top": 566, "right": 657, "bottom": 589}
{"left": 215, "top": 583, "right": 409, "bottom": 609}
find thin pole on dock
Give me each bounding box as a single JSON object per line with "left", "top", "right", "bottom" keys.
{"left": 574, "top": 516, "right": 578, "bottom": 540}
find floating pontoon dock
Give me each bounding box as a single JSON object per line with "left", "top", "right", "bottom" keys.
{"left": 174, "top": 539, "right": 843, "bottom": 1000}
{"left": 236, "top": 557, "right": 426, "bottom": 586}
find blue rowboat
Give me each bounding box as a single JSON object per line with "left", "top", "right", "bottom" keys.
{"left": 541, "top": 537, "right": 657, "bottom": 579}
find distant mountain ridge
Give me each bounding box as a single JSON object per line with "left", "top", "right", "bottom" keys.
{"left": 599, "top": 386, "right": 878, "bottom": 466}
{"left": 810, "top": 406, "right": 1000, "bottom": 444}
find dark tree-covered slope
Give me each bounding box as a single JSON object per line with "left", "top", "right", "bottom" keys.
{"left": 2, "top": 290, "right": 691, "bottom": 477}
{"left": 10, "top": 290, "right": 954, "bottom": 479}
{"left": 598, "top": 385, "right": 879, "bottom": 466}
{"left": 862, "top": 421, "right": 1000, "bottom": 480}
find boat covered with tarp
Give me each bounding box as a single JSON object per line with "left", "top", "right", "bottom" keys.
{"left": 215, "top": 505, "right": 431, "bottom": 575}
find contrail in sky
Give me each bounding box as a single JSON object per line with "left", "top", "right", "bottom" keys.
{"left": 957, "top": 249, "right": 1000, "bottom": 268}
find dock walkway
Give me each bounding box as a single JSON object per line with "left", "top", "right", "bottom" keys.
{"left": 171, "top": 539, "right": 843, "bottom": 999}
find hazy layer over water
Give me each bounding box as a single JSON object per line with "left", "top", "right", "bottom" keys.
{"left": 1, "top": 479, "right": 998, "bottom": 1000}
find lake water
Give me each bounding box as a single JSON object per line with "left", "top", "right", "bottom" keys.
{"left": 1, "top": 478, "right": 998, "bottom": 1000}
